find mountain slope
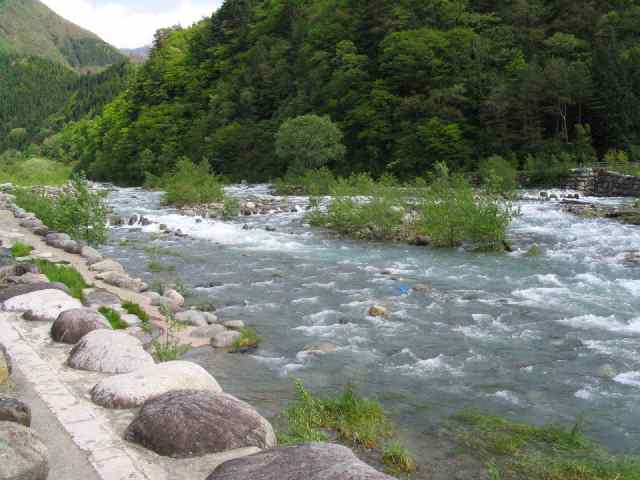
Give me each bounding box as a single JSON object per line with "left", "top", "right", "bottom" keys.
{"left": 0, "top": 0, "right": 123, "bottom": 71}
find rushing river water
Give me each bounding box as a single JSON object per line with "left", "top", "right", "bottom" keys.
{"left": 100, "top": 185, "right": 640, "bottom": 469}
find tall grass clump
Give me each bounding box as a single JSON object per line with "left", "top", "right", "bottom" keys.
{"left": 153, "top": 157, "right": 225, "bottom": 207}
{"left": 231, "top": 327, "right": 261, "bottom": 352}
{"left": 0, "top": 153, "right": 71, "bottom": 186}
{"left": 10, "top": 242, "right": 33, "bottom": 258}
{"left": 98, "top": 306, "right": 128, "bottom": 330}
{"left": 14, "top": 174, "right": 107, "bottom": 243}
{"left": 35, "top": 259, "right": 87, "bottom": 299}
{"left": 152, "top": 306, "right": 190, "bottom": 362}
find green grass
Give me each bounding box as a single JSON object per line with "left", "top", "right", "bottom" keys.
{"left": 10, "top": 242, "right": 33, "bottom": 258}
{"left": 147, "top": 260, "right": 176, "bottom": 273}
{"left": 122, "top": 302, "right": 149, "bottom": 322}
{"left": 524, "top": 245, "right": 542, "bottom": 257}
{"left": 98, "top": 306, "right": 128, "bottom": 330}
{"left": 0, "top": 157, "right": 71, "bottom": 186}
{"left": 450, "top": 410, "right": 640, "bottom": 480}
{"left": 381, "top": 442, "right": 417, "bottom": 474}
{"left": 35, "top": 259, "right": 87, "bottom": 300}
{"left": 231, "top": 327, "right": 261, "bottom": 351}
{"left": 278, "top": 380, "right": 394, "bottom": 449}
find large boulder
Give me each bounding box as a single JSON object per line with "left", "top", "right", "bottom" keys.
{"left": 62, "top": 240, "right": 82, "bottom": 255}
{"left": 89, "top": 259, "right": 125, "bottom": 274}
{"left": 90, "top": 361, "right": 222, "bottom": 409}
{"left": 207, "top": 443, "right": 395, "bottom": 480}
{"left": 0, "top": 283, "right": 69, "bottom": 303}
{"left": 2, "top": 289, "right": 82, "bottom": 322}
{"left": 0, "top": 421, "right": 49, "bottom": 480}
{"left": 67, "top": 330, "right": 154, "bottom": 374}
{"left": 0, "top": 343, "right": 10, "bottom": 384}
{"left": 163, "top": 289, "right": 185, "bottom": 307}
{"left": 80, "top": 246, "right": 103, "bottom": 265}
{"left": 0, "top": 397, "right": 31, "bottom": 427}
{"left": 82, "top": 288, "right": 120, "bottom": 307}
{"left": 45, "top": 232, "right": 71, "bottom": 249}
{"left": 124, "top": 390, "right": 276, "bottom": 458}
{"left": 50, "top": 308, "right": 110, "bottom": 344}
{"left": 211, "top": 331, "right": 241, "bottom": 348}
{"left": 175, "top": 310, "right": 208, "bottom": 327}
{"left": 96, "top": 272, "right": 147, "bottom": 292}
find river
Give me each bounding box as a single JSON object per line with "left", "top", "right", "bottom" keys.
{"left": 99, "top": 185, "right": 640, "bottom": 471}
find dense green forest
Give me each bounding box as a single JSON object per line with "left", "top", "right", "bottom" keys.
{"left": 0, "top": 54, "right": 134, "bottom": 152}
{"left": 13, "top": 0, "right": 640, "bottom": 184}
{"left": 0, "top": 0, "right": 123, "bottom": 71}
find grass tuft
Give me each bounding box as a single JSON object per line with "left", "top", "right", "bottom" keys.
{"left": 381, "top": 442, "right": 417, "bottom": 474}
{"left": 98, "top": 306, "right": 128, "bottom": 330}
{"left": 10, "top": 242, "right": 34, "bottom": 258}
{"left": 231, "top": 327, "right": 261, "bottom": 351}
{"left": 35, "top": 259, "right": 87, "bottom": 300}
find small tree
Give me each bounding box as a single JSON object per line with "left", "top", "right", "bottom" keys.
{"left": 275, "top": 115, "right": 346, "bottom": 177}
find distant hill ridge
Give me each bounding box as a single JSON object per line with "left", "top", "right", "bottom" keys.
{"left": 0, "top": 0, "right": 123, "bottom": 71}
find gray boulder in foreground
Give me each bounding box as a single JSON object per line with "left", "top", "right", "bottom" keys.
{"left": 67, "top": 330, "right": 154, "bottom": 374}
{"left": 51, "top": 308, "right": 110, "bottom": 344}
{"left": 124, "top": 390, "right": 276, "bottom": 458}
{"left": 0, "top": 421, "right": 49, "bottom": 480}
{"left": 207, "top": 443, "right": 395, "bottom": 480}
{"left": 90, "top": 361, "right": 222, "bottom": 409}
{"left": 2, "top": 289, "right": 82, "bottom": 322}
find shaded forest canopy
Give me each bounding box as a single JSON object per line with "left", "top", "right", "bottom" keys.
{"left": 9, "top": 0, "right": 640, "bottom": 184}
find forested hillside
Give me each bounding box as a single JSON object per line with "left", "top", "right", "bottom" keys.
{"left": 0, "top": 56, "right": 134, "bottom": 152}
{"left": 46, "top": 0, "right": 640, "bottom": 183}
{"left": 0, "top": 0, "right": 123, "bottom": 71}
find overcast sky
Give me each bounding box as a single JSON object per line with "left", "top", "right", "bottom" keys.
{"left": 41, "top": 0, "right": 223, "bottom": 49}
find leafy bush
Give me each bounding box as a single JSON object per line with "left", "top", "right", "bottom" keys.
{"left": 223, "top": 197, "right": 241, "bottom": 219}
{"left": 525, "top": 153, "right": 576, "bottom": 186}
{"left": 274, "top": 167, "right": 337, "bottom": 196}
{"left": 35, "top": 259, "right": 87, "bottom": 299}
{"left": 159, "top": 157, "right": 224, "bottom": 207}
{"left": 0, "top": 155, "right": 71, "bottom": 186}
{"left": 14, "top": 174, "right": 107, "bottom": 243}
{"left": 98, "top": 306, "right": 128, "bottom": 330}
{"left": 479, "top": 155, "right": 517, "bottom": 194}
{"left": 10, "top": 242, "right": 33, "bottom": 258}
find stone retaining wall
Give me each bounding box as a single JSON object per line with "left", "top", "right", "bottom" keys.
{"left": 566, "top": 169, "right": 640, "bottom": 197}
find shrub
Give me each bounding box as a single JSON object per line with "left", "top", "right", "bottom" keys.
{"left": 381, "top": 442, "right": 417, "bottom": 474}
{"left": 160, "top": 157, "right": 224, "bottom": 207}
{"left": 223, "top": 197, "right": 241, "bottom": 219}
{"left": 151, "top": 306, "right": 190, "bottom": 362}
{"left": 35, "top": 259, "right": 87, "bottom": 300}
{"left": 98, "top": 307, "right": 128, "bottom": 330}
{"left": 10, "top": 242, "right": 34, "bottom": 258}
{"left": 276, "top": 115, "right": 346, "bottom": 177}
{"left": 479, "top": 155, "right": 517, "bottom": 194}
{"left": 274, "top": 167, "right": 337, "bottom": 196}
{"left": 231, "top": 327, "right": 261, "bottom": 351}
{"left": 14, "top": 174, "right": 107, "bottom": 243}
{"left": 525, "top": 153, "right": 576, "bottom": 186}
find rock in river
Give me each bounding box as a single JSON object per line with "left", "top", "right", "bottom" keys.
{"left": 124, "top": 390, "right": 276, "bottom": 458}
{"left": 51, "top": 308, "right": 110, "bottom": 344}
{"left": 90, "top": 361, "right": 222, "bottom": 409}
{"left": 368, "top": 305, "right": 387, "bottom": 317}
{"left": 0, "top": 421, "right": 49, "bottom": 480}
{"left": 207, "top": 443, "right": 395, "bottom": 480}
{"left": 0, "top": 397, "right": 31, "bottom": 426}
{"left": 67, "top": 330, "right": 154, "bottom": 374}
{"left": 2, "top": 289, "right": 82, "bottom": 322}
{"left": 211, "top": 330, "right": 242, "bottom": 348}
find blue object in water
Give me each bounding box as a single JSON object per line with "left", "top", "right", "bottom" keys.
{"left": 399, "top": 284, "right": 411, "bottom": 295}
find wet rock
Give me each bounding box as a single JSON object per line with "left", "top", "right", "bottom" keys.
{"left": 109, "top": 215, "right": 124, "bottom": 226}
{"left": 207, "top": 443, "right": 394, "bottom": 480}
{"left": 368, "top": 305, "right": 387, "bottom": 317}
{"left": 90, "top": 259, "right": 125, "bottom": 274}
{"left": 265, "top": 226, "right": 276, "bottom": 232}
{"left": 80, "top": 246, "right": 103, "bottom": 265}
{"left": 51, "top": 308, "right": 110, "bottom": 344}
{"left": 163, "top": 288, "right": 185, "bottom": 308}
{"left": 124, "top": 390, "right": 276, "bottom": 458}
{"left": 0, "top": 421, "right": 49, "bottom": 480}
{"left": 128, "top": 215, "right": 139, "bottom": 226}
{"left": 91, "top": 361, "right": 222, "bottom": 409}
{"left": 211, "top": 330, "right": 242, "bottom": 348}
{"left": 303, "top": 342, "right": 338, "bottom": 355}
{"left": 82, "top": 288, "right": 120, "bottom": 307}
{"left": 412, "top": 235, "right": 430, "bottom": 247}
{"left": 96, "top": 272, "right": 147, "bottom": 292}
{"left": 190, "top": 324, "right": 225, "bottom": 339}
{"left": 595, "top": 364, "right": 617, "bottom": 379}
{"left": 175, "top": 310, "right": 207, "bottom": 327}
{"left": 3, "top": 289, "right": 82, "bottom": 322}
{"left": 0, "top": 397, "right": 31, "bottom": 426}
{"left": 223, "top": 320, "right": 245, "bottom": 330}
{"left": 67, "top": 330, "right": 155, "bottom": 374}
